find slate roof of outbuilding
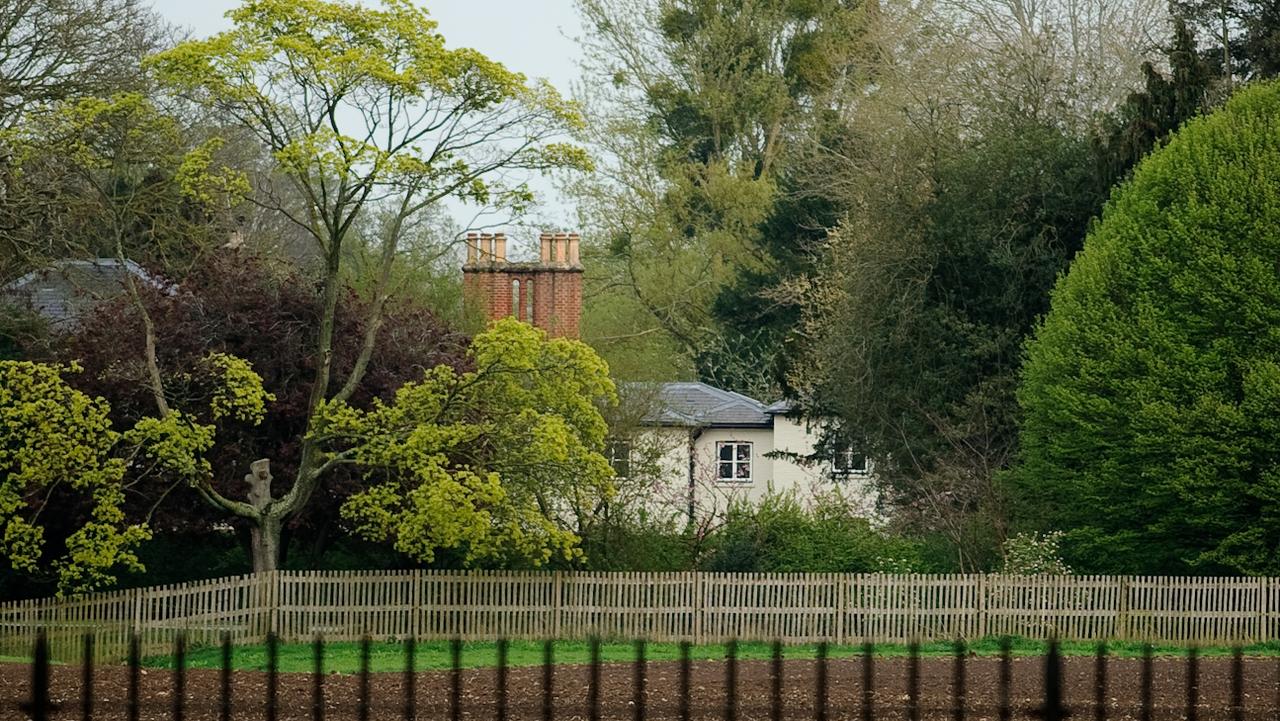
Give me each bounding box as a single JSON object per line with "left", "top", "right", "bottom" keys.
{"left": 637, "top": 381, "right": 776, "bottom": 427}
{"left": 2, "top": 258, "right": 166, "bottom": 324}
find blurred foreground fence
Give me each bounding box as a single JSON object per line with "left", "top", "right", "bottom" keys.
{"left": 4, "top": 571, "right": 1280, "bottom": 662}
{"left": 14, "top": 633, "right": 1260, "bottom": 721}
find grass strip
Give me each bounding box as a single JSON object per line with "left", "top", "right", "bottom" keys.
{"left": 135, "top": 637, "right": 1280, "bottom": 674}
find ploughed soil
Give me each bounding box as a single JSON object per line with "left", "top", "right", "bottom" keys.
{"left": 2, "top": 656, "right": 1279, "bottom": 721}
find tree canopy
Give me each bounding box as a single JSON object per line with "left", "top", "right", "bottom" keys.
{"left": 1011, "top": 79, "right": 1280, "bottom": 574}
{"left": 323, "top": 318, "right": 617, "bottom": 567}
{"left": 0, "top": 361, "right": 151, "bottom": 595}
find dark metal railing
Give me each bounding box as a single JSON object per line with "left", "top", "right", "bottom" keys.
{"left": 13, "top": 631, "right": 1267, "bottom": 720}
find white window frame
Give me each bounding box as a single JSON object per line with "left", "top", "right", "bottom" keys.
{"left": 716, "top": 441, "right": 753, "bottom": 484}
{"left": 832, "top": 445, "right": 870, "bottom": 479}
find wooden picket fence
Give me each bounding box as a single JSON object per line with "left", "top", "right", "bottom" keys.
{"left": 2, "top": 571, "right": 1278, "bottom": 662}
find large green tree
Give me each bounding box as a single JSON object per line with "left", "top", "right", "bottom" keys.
{"left": 787, "top": 12, "right": 1214, "bottom": 570}
{"left": 795, "top": 118, "right": 1102, "bottom": 569}
{"left": 143, "top": 0, "right": 588, "bottom": 571}
{"left": 571, "top": 0, "right": 862, "bottom": 397}
{"left": 1012, "top": 80, "right": 1280, "bottom": 574}
{"left": 60, "top": 252, "right": 471, "bottom": 567}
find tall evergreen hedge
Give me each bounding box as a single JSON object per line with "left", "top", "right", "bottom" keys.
{"left": 1012, "top": 80, "right": 1280, "bottom": 574}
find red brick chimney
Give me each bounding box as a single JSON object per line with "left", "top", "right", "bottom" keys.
{"left": 462, "top": 230, "right": 583, "bottom": 338}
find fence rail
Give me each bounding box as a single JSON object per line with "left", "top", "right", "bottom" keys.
{"left": 3, "top": 571, "right": 1279, "bottom": 662}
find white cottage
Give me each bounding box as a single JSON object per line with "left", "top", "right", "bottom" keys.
{"left": 610, "top": 382, "right": 879, "bottom": 523}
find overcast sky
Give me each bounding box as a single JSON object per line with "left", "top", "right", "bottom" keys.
{"left": 147, "top": 0, "right": 588, "bottom": 235}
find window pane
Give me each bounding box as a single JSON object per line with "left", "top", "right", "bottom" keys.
{"left": 718, "top": 462, "right": 734, "bottom": 479}
{"left": 852, "top": 454, "right": 867, "bottom": 473}
{"left": 736, "top": 462, "right": 751, "bottom": 479}
{"left": 719, "top": 444, "right": 734, "bottom": 461}
{"left": 736, "top": 444, "right": 751, "bottom": 461}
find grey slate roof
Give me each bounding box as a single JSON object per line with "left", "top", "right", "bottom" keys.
{"left": 764, "top": 399, "right": 794, "bottom": 414}
{"left": 2, "top": 259, "right": 165, "bottom": 325}
{"left": 637, "top": 382, "right": 775, "bottom": 428}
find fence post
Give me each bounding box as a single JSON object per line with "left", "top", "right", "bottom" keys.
{"left": 836, "top": 574, "right": 847, "bottom": 645}
{"left": 1257, "top": 576, "right": 1268, "bottom": 644}
{"left": 411, "top": 569, "right": 422, "bottom": 640}
{"left": 276, "top": 570, "right": 285, "bottom": 637}
{"left": 693, "top": 571, "right": 705, "bottom": 645}
{"left": 978, "top": 574, "right": 988, "bottom": 640}
{"left": 1116, "top": 577, "right": 1130, "bottom": 641}
{"left": 552, "top": 571, "right": 563, "bottom": 639}
{"left": 256, "top": 571, "right": 278, "bottom": 638}
{"left": 131, "top": 586, "right": 144, "bottom": 656}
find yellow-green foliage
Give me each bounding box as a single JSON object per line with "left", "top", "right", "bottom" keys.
{"left": 146, "top": 0, "right": 590, "bottom": 209}
{"left": 0, "top": 351, "right": 275, "bottom": 595}
{"left": 318, "top": 319, "right": 617, "bottom": 566}
{"left": 205, "top": 352, "right": 276, "bottom": 425}
{"left": 0, "top": 362, "right": 151, "bottom": 595}
{"left": 8, "top": 93, "right": 248, "bottom": 207}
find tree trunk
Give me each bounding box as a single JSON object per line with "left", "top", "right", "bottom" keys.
{"left": 244, "top": 458, "right": 281, "bottom": 573}
{"left": 250, "top": 514, "right": 282, "bottom": 572}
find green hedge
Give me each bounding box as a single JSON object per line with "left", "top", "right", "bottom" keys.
{"left": 1012, "top": 80, "right": 1280, "bottom": 574}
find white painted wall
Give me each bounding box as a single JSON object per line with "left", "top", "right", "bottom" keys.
{"left": 626, "top": 416, "right": 880, "bottom": 522}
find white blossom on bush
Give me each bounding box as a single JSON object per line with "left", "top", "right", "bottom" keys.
{"left": 999, "top": 531, "right": 1071, "bottom": 575}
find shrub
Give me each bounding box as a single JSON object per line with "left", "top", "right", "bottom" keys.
{"left": 700, "top": 492, "right": 921, "bottom": 573}
{"left": 577, "top": 517, "right": 695, "bottom": 572}
{"left": 1011, "top": 80, "right": 1280, "bottom": 574}
{"left": 999, "top": 531, "right": 1071, "bottom": 575}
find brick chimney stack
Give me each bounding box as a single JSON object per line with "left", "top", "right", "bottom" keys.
{"left": 462, "top": 230, "right": 583, "bottom": 338}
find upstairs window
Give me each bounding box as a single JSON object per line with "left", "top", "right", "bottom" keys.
{"left": 606, "top": 439, "right": 632, "bottom": 479}
{"left": 716, "top": 441, "right": 753, "bottom": 483}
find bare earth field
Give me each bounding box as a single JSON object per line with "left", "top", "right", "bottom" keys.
{"left": 3, "top": 656, "right": 1279, "bottom": 721}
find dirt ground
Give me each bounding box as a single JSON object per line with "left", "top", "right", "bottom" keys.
{"left": 2, "top": 656, "right": 1278, "bottom": 721}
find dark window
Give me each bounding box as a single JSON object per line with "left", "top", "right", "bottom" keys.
{"left": 832, "top": 441, "right": 869, "bottom": 479}
{"left": 716, "top": 441, "right": 752, "bottom": 483}
{"left": 606, "top": 439, "right": 631, "bottom": 479}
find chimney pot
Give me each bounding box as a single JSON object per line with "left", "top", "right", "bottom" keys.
{"left": 568, "top": 232, "right": 581, "bottom": 266}
{"left": 466, "top": 232, "right": 478, "bottom": 263}
{"left": 554, "top": 232, "right": 568, "bottom": 264}
{"left": 494, "top": 232, "right": 507, "bottom": 263}
{"left": 539, "top": 233, "right": 553, "bottom": 264}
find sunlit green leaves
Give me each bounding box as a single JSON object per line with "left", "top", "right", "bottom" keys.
{"left": 147, "top": 0, "right": 589, "bottom": 232}
{"left": 320, "top": 319, "right": 617, "bottom": 567}
{"left": 204, "top": 353, "right": 276, "bottom": 425}
{"left": 0, "top": 362, "right": 151, "bottom": 596}
{"left": 0, "top": 352, "right": 274, "bottom": 594}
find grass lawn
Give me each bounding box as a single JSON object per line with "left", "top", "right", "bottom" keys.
{"left": 140, "top": 638, "right": 1280, "bottom": 674}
